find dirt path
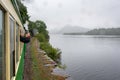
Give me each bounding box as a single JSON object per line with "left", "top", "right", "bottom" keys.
{"left": 23, "top": 42, "right": 32, "bottom": 80}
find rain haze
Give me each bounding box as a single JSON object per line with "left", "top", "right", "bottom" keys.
{"left": 22, "top": 1, "right": 120, "bottom": 80}
{"left": 23, "top": 0, "right": 120, "bottom": 30}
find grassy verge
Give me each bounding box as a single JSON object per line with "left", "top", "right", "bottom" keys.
{"left": 30, "top": 38, "right": 51, "bottom": 80}
{"left": 29, "top": 38, "right": 66, "bottom": 80}
{"left": 36, "top": 34, "right": 61, "bottom": 63}
{"left": 40, "top": 42, "right": 61, "bottom": 63}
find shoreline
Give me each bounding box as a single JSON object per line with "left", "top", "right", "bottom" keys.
{"left": 24, "top": 38, "right": 70, "bottom": 80}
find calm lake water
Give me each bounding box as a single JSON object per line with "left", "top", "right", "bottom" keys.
{"left": 50, "top": 34, "right": 120, "bottom": 80}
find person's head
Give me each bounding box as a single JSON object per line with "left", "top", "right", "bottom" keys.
{"left": 25, "top": 31, "right": 30, "bottom": 37}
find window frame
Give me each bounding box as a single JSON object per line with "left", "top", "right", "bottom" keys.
{"left": 0, "top": 6, "right": 5, "bottom": 80}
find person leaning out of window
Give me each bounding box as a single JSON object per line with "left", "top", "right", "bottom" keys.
{"left": 20, "top": 30, "right": 30, "bottom": 43}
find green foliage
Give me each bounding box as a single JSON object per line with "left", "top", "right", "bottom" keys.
{"left": 36, "top": 32, "right": 61, "bottom": 62}
{"left": 28, "top": 20, "right": 36, "bottom": 36}
{"left": 40, "top": 42, "right": 61, "bottom": 62}
{"left": 27, "top": 16, "right": 59, "bottom": 63}
{"left": 41, "top": 31, "right": 49, "bottom": 41}
{"left": 16, "top": 0, "right": 29, "bottom": 24}
{"left": 28, "top": 20, "right": 36, "bottom": 30}
{"left": 35, "top": 20, "right": 49, "bottom": 40}
{"left": 36, "top": 33, "right": 46, "bottom": 42}
{"left": 35, "top": 20, "right": 47, "bottom": 32}
{"left": 28, "top": 20, "right": 49, "bottom": 40}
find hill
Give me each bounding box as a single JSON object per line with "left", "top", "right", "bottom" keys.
{"left": 86, "top": 28, "right": 120, "bottom": 35}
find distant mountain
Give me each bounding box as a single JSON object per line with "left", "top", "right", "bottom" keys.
{"left": 50, "top": 27, "right": 120, "bottom": 35}
{"left": 50, "top": 25, "right": 90, "bottom": 34}
{"left": 85, "top": 28, "right": 120, "bottom": 35}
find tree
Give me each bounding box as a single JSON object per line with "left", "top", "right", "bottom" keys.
{"left": 28, "top": 20, "right": 36, "bottom": 36}
{"left": 35, "top": 20, "right": 47, "bottom": 32}
{"left": 16, "top": 0, "right": 29, "bottom": 24}
{"left": 35, "top": 20, "right": 49, "bottom": 40}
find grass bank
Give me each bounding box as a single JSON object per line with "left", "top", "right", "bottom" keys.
{"left": 36, "top": 33, "right": 61, "bottom": 63}
{"left": 30, "top": 38, "right": 66, "bottom": 80}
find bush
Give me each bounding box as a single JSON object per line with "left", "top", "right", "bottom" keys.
{"left": 36, "top": 32, "right": 61, "bottom": 63}
{"left": 36, "top": 33, "right": 46, "bottom": 42}
{"left": 40, "top": 42, "right": 61, "bottom": 62}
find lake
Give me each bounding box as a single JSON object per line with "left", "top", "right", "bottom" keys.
{"left": 50, "top": 34, "right": 120, "bottom": 80}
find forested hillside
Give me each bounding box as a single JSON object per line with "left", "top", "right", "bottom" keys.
{"left": 86, "top": 28, "right": 120, "bottom": 35}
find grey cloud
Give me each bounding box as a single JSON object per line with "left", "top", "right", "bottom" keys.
{"left": 23, "top": 0, "right": 120, "bottom": 30}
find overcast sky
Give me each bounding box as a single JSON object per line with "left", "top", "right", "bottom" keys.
{"left": 23, "top": 0, "right": 120, "bottom": 30}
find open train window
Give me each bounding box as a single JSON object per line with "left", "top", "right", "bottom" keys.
{"left": 10, "top": 16, "right": 15, "bottom": 78}
{"left": 0, "top": 8, "right": 5, "bottom": 80}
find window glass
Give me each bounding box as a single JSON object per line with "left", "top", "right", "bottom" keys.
{"left": 10, "top": 17, "right": 15, "bottom": 78}
{"left": 0, "top": 9, "right": 4, "bottom": 80}
{"left": 16, "top": 23, "right": 19, "bottom": 63}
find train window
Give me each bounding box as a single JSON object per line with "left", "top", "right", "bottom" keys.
{"left": 0, "top": 8, "right": 4, "bottom": 80}
{"left": 16, "top": 23, "right": 19, "bottom": 63}
{"left": 10, "top": 17, "right": 15, "bottom": 78}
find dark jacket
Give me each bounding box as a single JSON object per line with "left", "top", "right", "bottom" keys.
{"left": 20, "top": 36, "right": 30, "bottom": 43}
